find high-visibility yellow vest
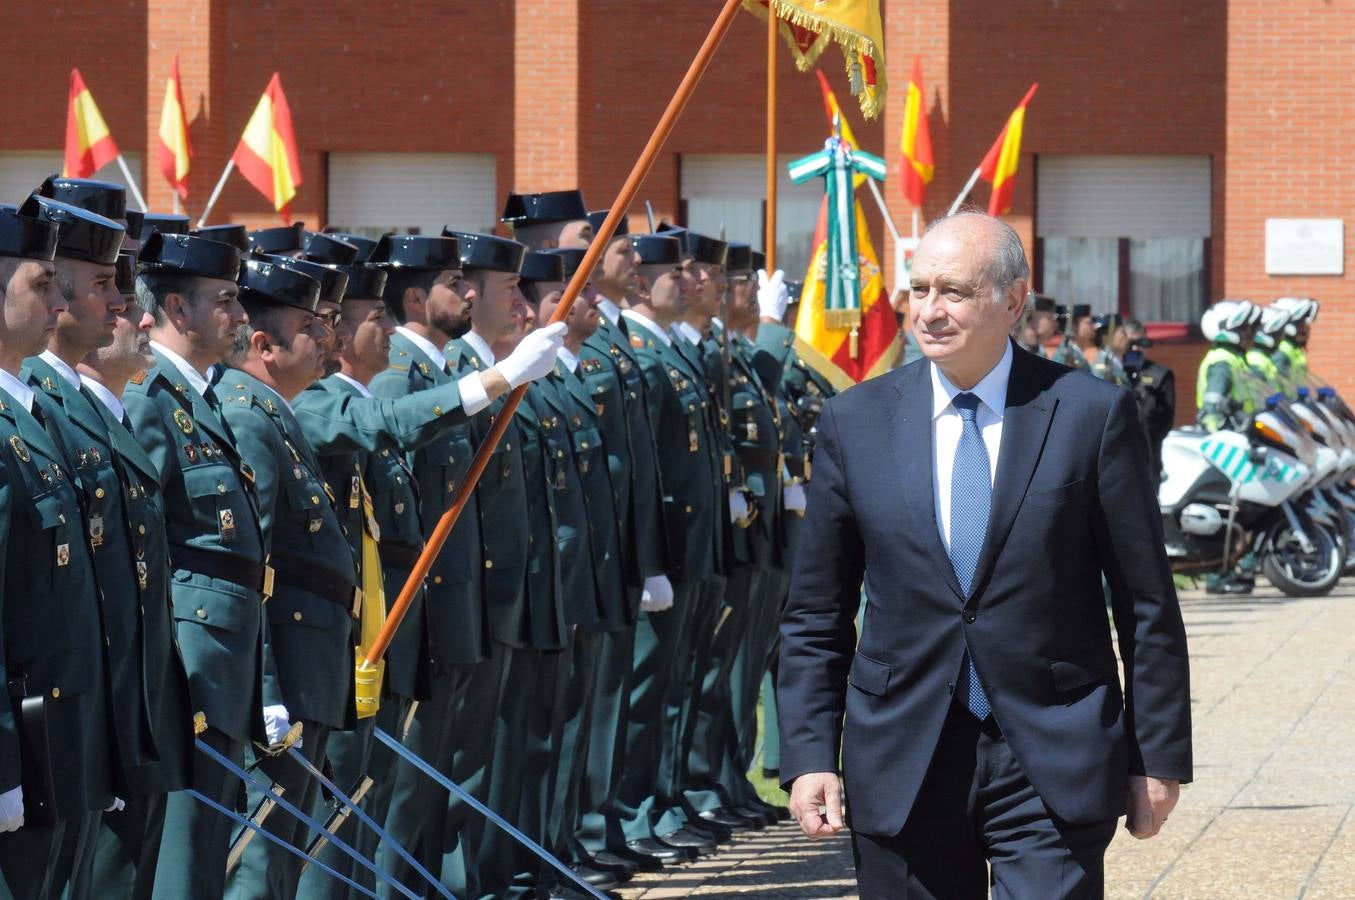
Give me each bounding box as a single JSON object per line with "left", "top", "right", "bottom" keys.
{"left": 1196, "top": 344, "right": 1249, "bottom": 411}
{"left": 1246, "top": 347, "right": 1279, "bottom": 383}
{"left": 1278, "top": 339, "right": 1309, "bottom": 384}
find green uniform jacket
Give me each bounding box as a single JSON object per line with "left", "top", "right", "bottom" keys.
{"left": 530, "top": 370, "right": 603, "bottom": 631}
{"left": 448, "top": 337, "right": 531, "bottom": 649}
{"left": 580, "top": 314, "right": 668, "bottom": 594}
{"left": 369, "top": 333, "right": 487, "bottom": 668}
{"left": 0, "top": 393, "right": 113, "bottom": 818}
{"left": 218, "top": 369, "right": 359, "bottom": 731}
{"left": 554, "top": 363, "right": 629, "bottom": 629}
{"left": 727, "top": 333, "right": 784, "bottom": 571}
{"left": 25, "top": 358, "right": 191, "bottom": 796}
{"left": 628, "top": 321, "right": 721, "bottom": 585}
{"left": 752, "top": 322, "right": 836, "bottom": 461}
{"left": 124, "top": 349, "right": 270, "bottom": 745}
{"left": 672, "top": 331, "right": 731, "bottom": 576}
{"left": 1050, "top": 338, "right": 1091, "bottom": 372}
{"left": 514, "top": 383, "right": 566, "bottom": 649}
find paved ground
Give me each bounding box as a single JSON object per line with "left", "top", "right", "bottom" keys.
{"left": 620, "top": 580, "right": 1355, "bottom": 898}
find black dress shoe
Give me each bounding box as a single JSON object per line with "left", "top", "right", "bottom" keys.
{"left": 626, "top": 838, "right": 695, "bottom": 863}
{"left": 592, "top": 849, "right": 645, "bottom": 874}
{"left": 571, "top": 863, "right": 622, "bottom": 889}
{"left": 700, "top": 808, "right": 757, "bottom": 830}
{"left": 603, "top": 845, "right": 665, "bottom": 871}
{"left": 658, "top": 827, "right": 718, "bottom": 853}
{"left": 684, "top": 818, "right": 732, "bottom": 843}
{"left": 730, "top": 804, "right": 773, "bottom": 827}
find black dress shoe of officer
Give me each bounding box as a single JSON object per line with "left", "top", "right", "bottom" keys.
{"left": 591, "top": 850, "right": 643, "bottom": 875}
{"left": 730, "top": 804, "right": 774, "bottom": 827}
{"left": 580, "top": 855, "right": 633, "bottom": 881}
{"left": 700, "top": 808, "right": 757, "bottom": 830}
{"left": 571, "top": 863, "right": 622, "bottom": 889}
{"left": 658, "top": 827, "right": 718, "bottom": 853}
{"left": 603, "top": 844, "right": 666, "bottom": 871}
{"left": 626, "top": 838, "right": 695, "bottom": 863}
{"left": 684, "top": 817, "right": 733, "bottom": 843}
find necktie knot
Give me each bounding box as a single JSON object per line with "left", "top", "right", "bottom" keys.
{"left": 953, "top": 392, "right": 980, "bottom": 422}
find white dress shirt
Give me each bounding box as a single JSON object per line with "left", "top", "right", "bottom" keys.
{"left": 39, "top": 350, "right": 81, "bottom": 389}
{"left": 150, "top": 340, "right": 213, "bottom": 397}
{"left": 931, "top": 341, "right": 1012, "bottom": 553}
{"left": 333, "top": 371, "right": 374, "bottom": 399}
{"left": 596, "top": 296, "right": 622, "bottom": 328}
{"left": 621, "top": 310, "right": 672, "bottom": 347}
{"left": 460, "top": 330, "right": 496, "bottom": 367}
{"left": 0, "top": 369, "right": 35, "bottom": 413}
{"left": 81, "top": 375, "right": 126, "bottom": 422}
{"left": 395, "top": 325, "right": 490, "bottom": 414}
{"left": 557, "top": 346, "right": 579, "bottom": 374}
{"left": 674, "top": 321, "right": 703, "bottom": 346}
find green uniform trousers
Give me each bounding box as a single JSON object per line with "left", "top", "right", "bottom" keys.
{"left": 151, "top": 728, "right": 242, "bottom": 900}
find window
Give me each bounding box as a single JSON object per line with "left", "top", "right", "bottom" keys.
{"left": 327, "top": 153, "right": 497, "bottom": 237}
{"left": 680, "top": 154, "right": 825, "bottom": 279}
{"left": 1036, "top": 155, "right": 1211, "bottom": 323}
{"left": 0, "top": 151, "right": 145, "bottom": 211}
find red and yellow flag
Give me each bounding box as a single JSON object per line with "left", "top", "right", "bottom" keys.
{"left": 899, "top": 56, "right": 934, "bottom": 207}
{"left": 795, "top": 196, "right": 899, "bottom": 387}
{"left": 978, "top": 83, "right": 1038, "bottom": 216}
{"left": 232, "top": 73, "right": 302, "bottom": 221}
{"left": 157, "top": 55, "right": 192, "bottom": 199}
{"left": 63, "top": 69, "right": 120, "bottom": 179}
{"left": 815, "top": 69, "right": 860, "bottom": 151}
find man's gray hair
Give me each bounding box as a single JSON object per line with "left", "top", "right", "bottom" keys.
{"left": 924, "top": 209, "right": 1030, "bottom": 290}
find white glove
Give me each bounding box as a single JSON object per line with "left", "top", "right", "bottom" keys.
{"left": 263, "top": 704, "right": 302, "bottom": 749}
{"left": 105, "top": 796, "right": 126, "bottom": 813}
{"left": 496, "top": 322, "right": 568, "bottom": 388}
{"left": 783, "top": 483, "right": 807, "bottom": 515}
{"left": 757, "top": 268, "right": 789, "bottom": 321}
{"left": 0, "top": 786, "right": 23, "bottom": 833}
{"left": 639, "top": 574, "right": 674, "bottom": 613}
{"left": 729, "top": 489, "right": 751, "bottom": 524}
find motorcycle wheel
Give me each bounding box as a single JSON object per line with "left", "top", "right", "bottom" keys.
{"left": 1339, "top": 508, "right": 1355, "bottom": 575}
{"left": 1262, "top": 520, "right": 1343, "bottom": 597}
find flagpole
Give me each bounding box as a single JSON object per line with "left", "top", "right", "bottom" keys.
{"left": 197, "top": 159, "right": 235, "bottom": 227}
{"left": 115, "top": 154, "right": 148, "bottom": 213}
{"left": 948, "top": 165, "right": 982, "bottom": 215}
{"left": 364, "top": 0, "right": 747, "bottom": 667}
{"left": 172, "top": 194, "right": 182, "bottom": 216}
{"left": 765, "top": 3, "right": 778, "bottom": 269}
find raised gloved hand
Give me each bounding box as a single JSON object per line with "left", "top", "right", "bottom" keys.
{"left": 757, "top": 268, "right": 789, "bottom": 321}
{"left": 729, "top": 489, "right": 751, "bottom": 525}
{"left": 495, "top": 322, "right": 568, "bottom": 389}
{"left": 784, "top": 483, "right": 807, "bottom": 515}
{"left": 263, "top": 704, "right": 302, "bottom": 750}
{"left": 0, "top": 786, "right": 23, "bottom": 832}
{"left": 105, "top": 796, "right": 126, "bottom": 813}
{"left": 639, "top": 574, "right": 674, "bottom": 613}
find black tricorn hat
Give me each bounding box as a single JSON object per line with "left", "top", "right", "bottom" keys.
{"left": 542, "top": 248, "right": 588, "bottom": 279}
{"left": 0, "top": 198, "right": 60, "bottom": 261}
{"left": 125, "top": 211, "right": 191, "bottom": 241}
{"left": 266, "top": 255, "right": 349, "bottom": 304}
{"left": 138, "top": 232, "right": 241, "bottom": 281}
{"left": 191, "top": 224, "right": 250, "bottom": 254}
{"left": 724, "top": 243, "right": 752, "bottom": 273}
{"left": 370, "top": 234, "right": 462, "bottom": 271}
{"left": 750, "top": 249, "right": 766, "bottom": 272}
{"left": 238, "top": 257, "right": 319, "bottom": 313}
{"left": 249, "top": 223, "right": 306, "bottom": 255}
{"left": 302, "top": 231, "right": 360, "bottom": 266}
{"left": 519, "top": 251, "right": 566, "bottom": 284}
{"left": 442, "top": 230, "right": 527, "bottom": 274}
{"left": 1071, "top": 303, "right": 1093, "bottom": 319}
{"left": 38, "top": 175, "right": 127, "bottom": 221}
{"left": 629, "top": 234, "right": 683, "bottom": 267}
{"left": 114, "top": 251, "right": 137, "bottom": 294}
{"left": 586, "top": 209, "right": 629, "bottom": 238}
{"left": 501, "top": 190, "right": 588, "bottom": 227}
{"left": 332, "top": 264, "right": 387, "bottom": 301}
{"left": 1030, "top": 293, "right": 1056, "bottom": 313}
{"left": 1094, "top": 313, "right": 1123, "bottom": 333}
{"left": 321, "top": 230, "right": 381, "bottom": 263}
{"left": 656, "top": 224, "right": 728, "bottom": 267}
{"left": 29, "top": 195, "right": 126, "bottom": 266}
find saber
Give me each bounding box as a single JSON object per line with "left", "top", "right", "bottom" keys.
{"left": 195, "top": 738, "right": 420, "bottom": 900}
{"left": 186, "top": 789, "right": 378, "bottom": 899}
{"left": 226, "top": 787, "right": 283, "bottom": 872}
{"left": 301, "top": 775, "right": 373, "bottom": 874}
{"left": 373, "top": 727, "right": 609, "bottom": 900}
{"left": 285, "top": 747, "right": 453, "bottom": 899}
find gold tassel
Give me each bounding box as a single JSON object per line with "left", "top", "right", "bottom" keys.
{"left": 823, "top": 307, "right": 863, "bottom": 332}
{"left": 354, "top": 479, "right": 386, "bottom": 719}
{"left": 850, "top": 325, "right": 860, "bottom": 359}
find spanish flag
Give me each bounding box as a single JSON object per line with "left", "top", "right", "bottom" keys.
{"left": 157, "top": 55, "right": 192, "bottom": 199}
{"left": 232, "top": 74, "right": 302, "bottom": 221}
{"left": 63, "top": 69, "right": 120, "bottom": 179}
{"left": 978, "top": 83, "right": 1038, "bottom": 217}
{"left": 899, "top": 56, "right": 934, "bottom": 207}
{"left": 795, "top": 197, "right": 898, "bottom": 387}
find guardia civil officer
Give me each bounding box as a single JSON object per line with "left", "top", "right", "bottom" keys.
{"left": 1049, "top": 303, "right": 1092, "bottom": 371}
{"left": 0, "top": 199, "right": 114, "bottom": 900}
{"left": 1121, "top": 319, "right": 1175, "bottom": 485}
{"left": 502, "top": 189, "right": 593, "bottom": 250}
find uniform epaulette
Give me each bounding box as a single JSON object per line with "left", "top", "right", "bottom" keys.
{"left": 388, "top": 363, "right": 409, "bottom": 372}
{"left": 129, "top": 370, "right": 148, "bottom": 385}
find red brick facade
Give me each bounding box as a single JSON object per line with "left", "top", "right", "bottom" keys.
{"left": 3, "top": 1, "right": 1350, "bottom": 415}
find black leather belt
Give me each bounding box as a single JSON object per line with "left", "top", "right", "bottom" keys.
{"left": 379, "top": 541, "right": 422, "bottom": 573}
{"left": 170, "top": 544, "right": 273, "bottom": 598}
{"left": 271, "top": 550, "right": 360, "bottom": 615}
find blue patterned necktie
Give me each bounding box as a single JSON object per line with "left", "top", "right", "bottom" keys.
{"left": 949, "top": 392, "right": 992, "bottom": 720}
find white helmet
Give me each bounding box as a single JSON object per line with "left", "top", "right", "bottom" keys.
{"left": 1256, "top": 306, "right": 1289, "bottom": 348}
{"left": 1273, "top": 296, "right": 1318, "bottom": 327}
{"left": 1201, "top": 300, "right": 1254, "bottom": 345}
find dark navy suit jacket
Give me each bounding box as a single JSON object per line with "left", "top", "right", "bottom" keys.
{"left": 778, "top": 344, "right": 1192, "bottom": 835}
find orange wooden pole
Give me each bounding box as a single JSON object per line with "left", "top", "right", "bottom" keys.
{"left": 366, "top": 0, "right": 746, "bottom": 666}
{"left": 765, "top": 4, "right": 778, "bottom": 269}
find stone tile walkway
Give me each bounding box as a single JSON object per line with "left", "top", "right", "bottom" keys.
{"left": 621, "top": 581, "right": 1355, "bottom": 898}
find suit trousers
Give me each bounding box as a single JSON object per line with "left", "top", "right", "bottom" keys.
{"left": 850, "top": 703, "right": 1117, "bottom": 900}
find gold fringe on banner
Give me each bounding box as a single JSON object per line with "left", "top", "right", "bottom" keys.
{"left": 823, "top": 307, "right": 862, "bottom": 331}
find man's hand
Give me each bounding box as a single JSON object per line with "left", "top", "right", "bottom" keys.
{"left": 494, "top": 322, "right": 568, "bottom": 389}
{"left": 757, "top": 268, "right": 789, "bottom": 321}
{"left": 639, "top": 574, "right": 674, "bottom": 613}
{"left": 0, "top": 786, "right": 23, "bottom": 833}
{"left": 788, "top": 772, "right": 846, "bottom": 838}
{"left": 1125, "top": 775, "right": 1179, "bottom": 839}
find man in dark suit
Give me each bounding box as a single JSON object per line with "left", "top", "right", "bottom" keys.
{"left": 778, "top": 212, "right": 1192, "bottom": 899}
